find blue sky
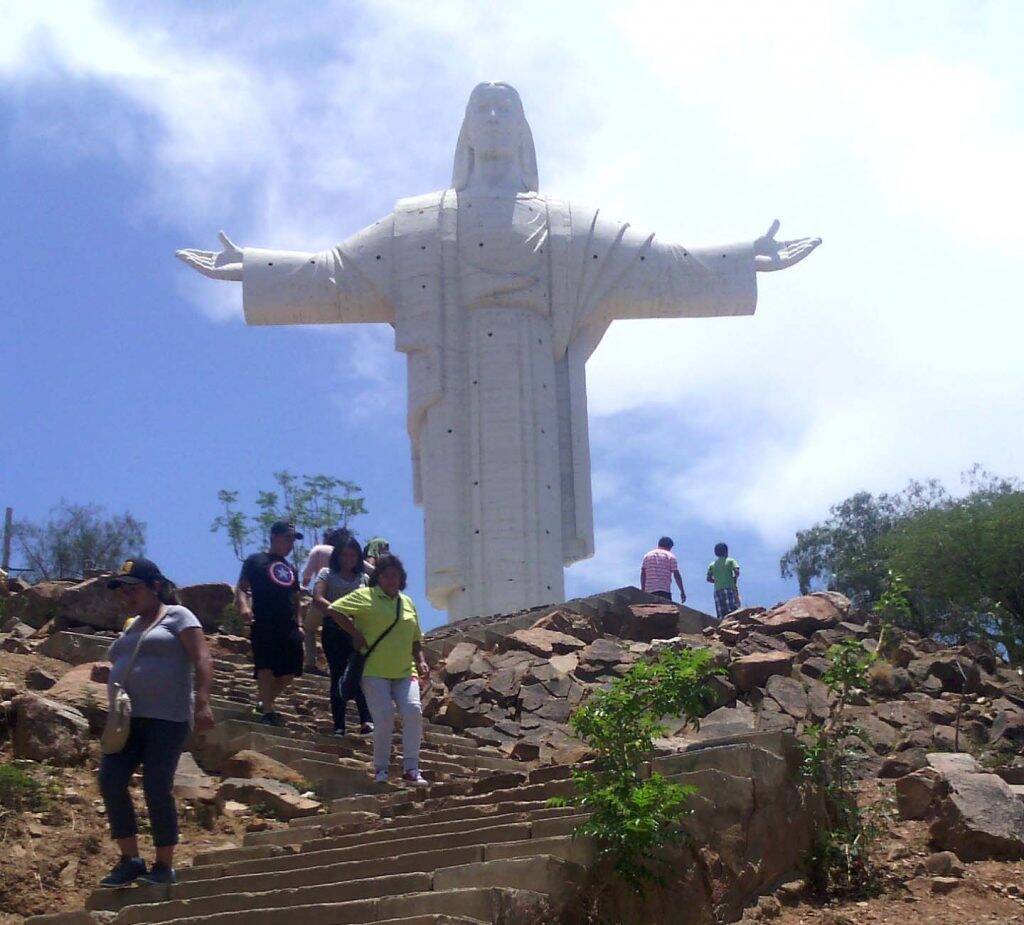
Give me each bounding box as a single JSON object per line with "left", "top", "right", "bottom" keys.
{"left": 2, "top": 2, "right": 1022, "bottom": 630}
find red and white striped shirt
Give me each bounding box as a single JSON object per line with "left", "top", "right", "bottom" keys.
{"left": 641, "top": 548, "right": 677, "bottom": 593}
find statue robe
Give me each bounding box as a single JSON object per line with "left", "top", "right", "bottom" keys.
{"left": 242, "top": 190, "right": 756, "bottom": 622}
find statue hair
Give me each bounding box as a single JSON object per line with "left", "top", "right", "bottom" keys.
{"left": 452, "top": 82, "right": 539, "bottom": 192}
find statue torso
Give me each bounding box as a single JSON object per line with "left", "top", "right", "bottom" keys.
{"left": 457, "top": 193, "right": 549, "bottom": 313}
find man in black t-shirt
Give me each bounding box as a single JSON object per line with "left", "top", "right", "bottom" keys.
{"left": 235, "top": 521, "right": 304, "bottom": 726}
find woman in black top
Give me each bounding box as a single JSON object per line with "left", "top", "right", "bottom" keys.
{"left": 312, "top": 536, "right": 374, "bottom": 736}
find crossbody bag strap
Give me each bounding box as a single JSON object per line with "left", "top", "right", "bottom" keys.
{"left": 363, "top": 596, "right": 403, "bottom": 659}
{"left": 120, "top": 606, "right": 169, "bottom": 679}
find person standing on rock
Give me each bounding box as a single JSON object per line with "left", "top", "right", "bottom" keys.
{"left": 707, "top": 542, "right": 742, "bottom": 619}
{"left": 98, "top": 558, "right": 214, "bottom": 888}
{"left": 235, "top": 521, "right": 304, "bottom": 726}
{"left": 641, "top": 537, "right": 686, "bottom": 603}
{"left": 328, "top": 553, "right": 430, "bottom": 785}
{"left": 312, "top": 535, "right": 374, "bottom": 737}
{"left": 299, "top": 527, "right": 348, "bottom": 676}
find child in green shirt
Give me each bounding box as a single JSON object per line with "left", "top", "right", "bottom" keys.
{"left": 706, "top": 542, "right": 741, "bottom": 620}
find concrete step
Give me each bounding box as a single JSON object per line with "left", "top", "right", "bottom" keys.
{"left": 113, "top": 887, "right": 551, "bottom": 925}
{"left": 246, "top": 803, "right": 582, "bottom": 850}
{"left": 178, "top": 821, "right": 535, "bottom": 882}
{"left": 93, "top": 857, "right": 576, "bottom": 924}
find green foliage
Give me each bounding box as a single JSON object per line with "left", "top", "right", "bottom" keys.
{"left": 883, "top": 485, "right": 1024, "bottom": 662}
{"left": 0, "top": 761, "right": 54, "bottom": 819}
{"left": 800, "top": 638, "right": 886, "bottom": 897}
{"left": 219, "top": 602, "right": 248, "bottom": 636}
{"left": 212, "top": 471, "right": 368, "bottom": 563}
{"left": 12, "top": 500, "right": 146, "bottom": 581}
{"left": 552, "top": 648, "right": 722, "bottom": 891}
{"left": 782, "top": 467, "right": 1024, "bottom": 660}
{"left": 780, "top": 479, "right": 948, "bottom": 603}
{"left": 821, "top": 638, "right": 876, "bottom": 719}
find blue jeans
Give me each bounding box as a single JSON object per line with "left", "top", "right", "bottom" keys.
{"left": 98, "top": 717, "right": 190, "bottom": 848}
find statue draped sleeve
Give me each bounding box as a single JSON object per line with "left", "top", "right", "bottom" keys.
{"left": 241, "top": 216, "right": 397, "bottom": 326}
{"left": 571, "top": 209, "right": 758, "bottom": 328}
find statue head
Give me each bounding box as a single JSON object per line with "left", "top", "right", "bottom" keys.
{"left": 452, "top": 82, "right": 538, "bottom": 192}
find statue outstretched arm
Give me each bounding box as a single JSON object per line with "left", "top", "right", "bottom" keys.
{"left": 589, "top": 216, "right": 820, "bottom": 324}
{"left": 175, "top": 217, "right": 397, "bottom": 326}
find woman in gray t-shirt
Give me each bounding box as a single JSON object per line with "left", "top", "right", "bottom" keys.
{"left": 313, "top": 536, "right": 372, "bottom": 735}
{"left": 97, "top": 558, "right": 214, "bottom": 890}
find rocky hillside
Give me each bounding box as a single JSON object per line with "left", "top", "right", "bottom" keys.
{"left": 420, "top": 588, "right": 1024, "bottom": 783}
{"left": 2, "top": 574, "right": 1024, "bottom": 923}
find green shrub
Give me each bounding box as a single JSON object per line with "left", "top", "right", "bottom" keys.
{"left": 0, "top": 761, "right": 51, "bottom": 818}
{"left": 800, "top": 638, "right": 888, "bottom": 896}
{"left": 552, "top": 648, "right": 721, "bottom": 891}
{"left": 219, "top": 603, "right": 248, "bottom": 637}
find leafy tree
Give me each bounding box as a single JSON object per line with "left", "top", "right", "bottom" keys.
{"left": 780, "top": 480, "right": 948, "bottom": 605}
{"left": 883, "top": 487, "right": 1024, "bottom": 662}
{"left": 212, "top": 471, "right": 368, "bottom": 564}
{"left": 13, "top": 501, "right": 146, "bottom": 581}
{"left": 552, "top": 648, "right": 721, "bottom": 890}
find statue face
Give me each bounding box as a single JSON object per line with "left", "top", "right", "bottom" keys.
{"left": 463, "top": 84, "right": 523, "bottom": 158}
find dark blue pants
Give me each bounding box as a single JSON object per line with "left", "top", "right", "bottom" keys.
{"left": 323, "top": 620, "right": 371, "bottom": 731}
{"left": 98, "top": 717, "right": 190, "bottom": 848}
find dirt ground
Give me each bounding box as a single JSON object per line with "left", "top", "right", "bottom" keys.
{"left": 767, "top": 784, "right": 1024, "bottom": 925}
{"left": 0, "top": 653, "right": 262, "bottom": 924}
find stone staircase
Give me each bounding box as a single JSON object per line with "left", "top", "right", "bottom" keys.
{"left": 74, "top": 765, "right": 591, "bottom": 924}
{"left": 196, "top": 648, "right": 529, "bottom": 798}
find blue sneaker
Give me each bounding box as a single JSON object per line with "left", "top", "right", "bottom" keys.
{"left": 99, "top": 856, "right": 147, "bottom": 888}
{"left": 137, "top": 862, "right": 177, "bottom": 885}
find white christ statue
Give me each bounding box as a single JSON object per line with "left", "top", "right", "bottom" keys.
{"left": 178, "top": 82, "right": 820, "bottom": 624}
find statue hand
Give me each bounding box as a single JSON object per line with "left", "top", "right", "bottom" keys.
{"left": 175, "top": 231, "right": 244, "bottom": 281}
{"left": 753, "top": 219, "right": 821, "bottom": 272}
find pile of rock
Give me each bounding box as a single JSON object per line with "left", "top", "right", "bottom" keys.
{"left": 0, "top": 573, "right": 234, "bottom": 652}
{"left": 422, "top": 596, "right": 693, "bottom": 762}
{"left": 423, "top": 590, "right": 1024, "bottom": 784}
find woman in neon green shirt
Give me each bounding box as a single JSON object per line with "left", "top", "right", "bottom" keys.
{"left": 329, "top": 553, "right": 430, "bottom": 785}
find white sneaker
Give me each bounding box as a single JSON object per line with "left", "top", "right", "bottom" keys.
{"left": 373, "top": 769, "right": 389, "bottom": 784}
{"left": 402, "top": 770, "right": 429, "bottom": 786}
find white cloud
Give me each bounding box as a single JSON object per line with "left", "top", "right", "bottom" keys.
{"left": 3, "top": 0, "right": 1022, "bottom": 568}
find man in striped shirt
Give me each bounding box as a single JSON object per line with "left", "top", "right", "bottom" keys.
{"left": 640, "top": 537, "right": 686, "bottom": 603}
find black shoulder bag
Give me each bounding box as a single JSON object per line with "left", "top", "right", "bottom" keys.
{"left": 339, "top": 595, "right": 402, "bottom": 700}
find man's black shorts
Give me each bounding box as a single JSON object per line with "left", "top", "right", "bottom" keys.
{"left": 250, "top": 621, "right": 303, "bottom": 679}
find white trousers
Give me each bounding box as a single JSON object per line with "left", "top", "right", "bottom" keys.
{"left": 360, "top": 675, "right": 423, "bottom": 774}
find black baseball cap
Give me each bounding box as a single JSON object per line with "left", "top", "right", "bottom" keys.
{"left": 108, "top": 557, "right": 165, "bottom": 589}
{"left": 270, "top": 520, "right": 304, "bottom": 540}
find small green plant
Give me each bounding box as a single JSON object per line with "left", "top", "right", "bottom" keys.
{"left": 0, "top": 761, "right": 51, "bottom": 819}
{"left": 551, "top": 648, "right": 721, "bottom": 891}
{"left": 801, "top": 637, "right": 887, "bottom": 897}
{"left": 220, "top": 603, "right": 248, "bottom": 637}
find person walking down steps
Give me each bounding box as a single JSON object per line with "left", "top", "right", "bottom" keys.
{"left": 235, "top": 521, "right": 304, "bottom": 726}
{"left": 312, "top": 535, "right": 374, "bottom": 736}
{"left": 707, "top": 542, "right": 742, "bottom": 619}
{"left": 328, "top": 553, "right": 430, "bottom": 785}
{"left": 98, "top": 558, "right": 214, "bottom": 889}
{"left": 300, "top": 527, "right": 348, "bottom": 676}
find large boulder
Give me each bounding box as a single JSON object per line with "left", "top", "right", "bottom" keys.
{"left": 11, "top": 580, "right": 77, "bottom": 629}
{"left": 929, "top": 770, "right": 1024, "bottom": 860}
{"left": 728, "top": 651, "right": 794, "bottom": 692}
{"left": 46, "top": 662, "right": 110, "bottom": 732}
{"left": 11, "top": 693, "right": 90, "bottom": 765}
{"left": 177, "top": 583, "right": 233, "bottom": 632}
{"left": 37, "top": 631, "right": 113, "bottom": 666}
{"left": 616, "top": 603, "right": 681, "bottom": 643}
{"left": 756, "top": 595, "right": 844, "bottom": 637}
{"left": 15, "top": 577, "right": 126, "bottom": 632}
{"left": 221, "top": 749, "right": 309, "bottom": 788}
{"left": 215, "top": 777, "right": 320, "bottom": 820}
{"left": 507, "top": 627, "right": 586, "bottom": 658}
